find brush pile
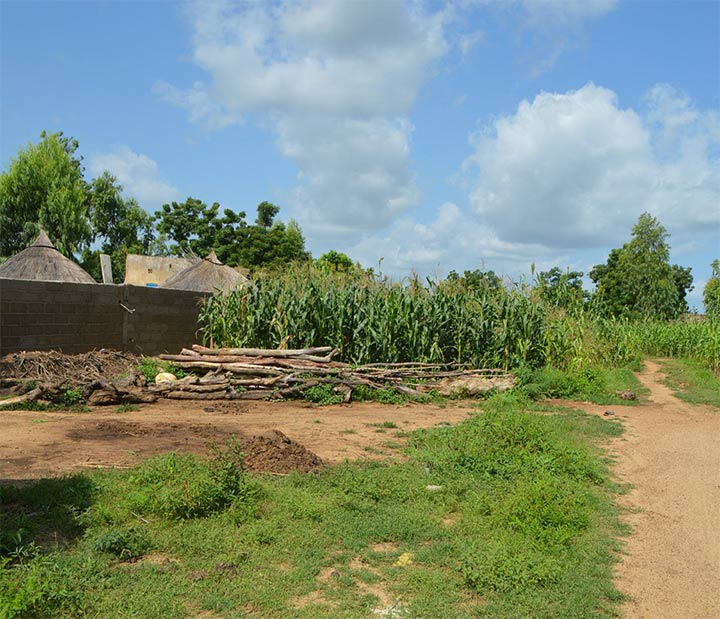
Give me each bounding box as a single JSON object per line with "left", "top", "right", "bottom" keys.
{"left": 152, "top": 344, "right": 515, "bottom": 402}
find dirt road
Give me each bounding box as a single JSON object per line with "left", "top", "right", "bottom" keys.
{"left": 569, "top": 361, "right": 720, "bottom": 619}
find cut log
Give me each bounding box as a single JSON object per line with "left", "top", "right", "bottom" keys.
{"left": 191, "top": 344, "right": 334, "bottom": 358}
{"left": 164, "top": 361, "right": 284, "bottom": 376}
{"left": 0, "top": 387, "right": 43, "bottom": 409}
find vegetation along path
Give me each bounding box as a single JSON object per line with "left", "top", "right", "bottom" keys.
{"left": 569, "top": 360, "right": 720, "bottom": 619}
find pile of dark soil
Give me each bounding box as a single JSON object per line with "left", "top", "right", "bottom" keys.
{"left": 242, "top": 430, "right": 323, "bottom": 474}
{"left": 0, "top": 349, "right": 138, "bottom": 383}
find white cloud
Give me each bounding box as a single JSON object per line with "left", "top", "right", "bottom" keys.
{"left": 520, "top": 0, "right": 617, "bottom": 28}
{"left": 346, "top": 201, "right": 559, "bottom": 279}
{"left": 159, "top": 0, "right": 447, "bottom": 237}
{"left": 513, "top": 0, "right": 618, "bottom": 75}
{"left": 89, "top": 147, "right": 181, "bottom": 209}
{"left": 464, "top": 83, "right": 720, "bottom": 250}
{"left": 276, "top": 114, "right": 419, "bottom": 235}
{"left": 153, "top": 80, "right": 240, "bottom": 130}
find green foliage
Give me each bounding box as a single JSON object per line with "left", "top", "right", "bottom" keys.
{"left": 353, "top": 385, "right": 408, "bottom": 405}
{"left": 445, "top": 268, "right": 503, "bottom": 292}
{"left": 534, "top": 266, "right": 586, "bottom": 309}
{"left": 0, "top": 131, "right": 91, "bottom": 257}
{"left": 80, "top": 172, "right": 156, "bottom": 281}
{"left": 55, "top": 386, "right": 85, "bottom": 407}
{"left": 704, "top": 259, "right": 720, "bottom": 317}
{"left": 303, "top": 383, "right": 344, "bottom": 406}
{"left": 590, "top": 213, "right": 692, "bottom": 319}
{"left": 316, "top": 249, "right": 355, "bottom": 272}
{"left": 122, "top": 448, "right": 257, "bottom": 520}
{"left": 154, "top": 198, "right": 309, "bottom": 269}
{"left": 656, "top": 357, "right": 720, "bottom": 407}
{"left": 88, "top": 526, "right": 151, "bottom": 560}
{"left": 200, "top": 263, "right": 564, "bottom": 369}
{"left": 461, "top": 532, "right": 562, "bottom": 593}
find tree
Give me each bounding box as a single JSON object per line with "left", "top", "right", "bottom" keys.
{"left": 154, "top": 197, "right": 224, "bottom": 257}
{"left": 589, "top": 213, "right": 692, "bottom": 319}
{"left": 81, "top": 172, "right": 156, "bottom": 281}
{"left": 446, "top": 269, "right": 503, "bottom": 291}
{"left": 704, "top": 259, "right": 720, "bottom": 317}
{"left": 535, "top": 267, "right": 585, "bottom": 308}
{"left": 154, "top": 199, "right": 309, "bottom": 270}
{"left": 316, "top": 250, "right": 355, "bottom": 272}
{"left": 0, "top": 131, "right": 91, "bottom": 257}
{"left": 256, "top": 201, "right": 279, "bottom": 228}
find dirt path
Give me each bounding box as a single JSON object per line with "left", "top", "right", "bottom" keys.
{"left": 566, "top": 360, "right": 720, "bottom": 619}
{"left": 0, "top": 399, "right": 473, "bottom": 483}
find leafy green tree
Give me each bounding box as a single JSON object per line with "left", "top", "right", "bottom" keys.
{"left": 81, "top": 172, "right": 156, "bottom": 281}
{"left": 704, "top": 259, "right": 720, "bottom": 317}
{"left": 535, "top": 267, "right": 586, "bottom": 308}
{"left": 154, "top": 198, "right": 309, "bottom": 270}
{"left": 316, "top": 250, "right": 355, "bottom": 272}
{"left": 0, "top": 131, "right": 91, "bottom": 257}
{"left": 446, "top": 269, "right": 503, "bottom": 291}
{"left": 256, "top": 201, "right": 280, "bottom": 228}
{"left": 589, "top": 213, "right": 692, "bottom": 319}
{"left": 154, "top": 197, "right": 224, "bottom": 257}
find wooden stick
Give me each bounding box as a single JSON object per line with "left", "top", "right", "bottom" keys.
{"left": 0, "top": 387, "right": 42, "bottom": 409}
{"left": 191, "top": 344, "right": 334, "bottom": 358}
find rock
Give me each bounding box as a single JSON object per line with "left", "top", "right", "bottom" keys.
{"left": 155, "top": 372, "right": 177, "bottom": 384}
{"left": 435, "top": 374, "right": 516, "bottom": 397}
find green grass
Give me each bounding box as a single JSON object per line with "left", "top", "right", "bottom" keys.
{"left": 0, "top": 395, "right": 625, "bottom": 619}
{"left": 517, "top": 364, "right": 646, "bottom": 406}
{"left": 655, "top": 358, "right": 720, "bottom": 407}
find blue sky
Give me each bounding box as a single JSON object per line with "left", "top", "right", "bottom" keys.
{"left": 1, "top": 0, "right": 718, "bottom": 308}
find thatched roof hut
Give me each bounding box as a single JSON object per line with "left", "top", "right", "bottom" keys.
{"left": 160, "top": 251, "right": 250, "bottom": 294}
{"left": 0, "top": 230, "right": 96, "bottom": 284}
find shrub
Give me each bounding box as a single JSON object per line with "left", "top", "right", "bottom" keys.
{"left": 125, "top": 447, "right": 257, "bottom": 520}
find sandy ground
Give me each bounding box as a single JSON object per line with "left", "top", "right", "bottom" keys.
{"left": 0, "top": 398, "right": 474, "bottom": 483}
{"left": 561, "top": 360, "right": 720, "bottom": 619}
{"left": 1, "top": 361, "right": 718, "bottom": 618}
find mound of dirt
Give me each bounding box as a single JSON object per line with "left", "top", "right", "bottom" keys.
{"left": 242, "top": 429, "right": 323, "bottom": 474}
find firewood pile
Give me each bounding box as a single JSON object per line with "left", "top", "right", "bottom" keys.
{"left": 151, "top": 344, "right": 516, "bottom": 402}
{"left": 0, "top": 346, "right": 515, "bottom": 408}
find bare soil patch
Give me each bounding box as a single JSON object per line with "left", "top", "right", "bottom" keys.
{"left": 558, "top": 360, "right": 720, "bottom": 619}
{"left": 0, "top": 398, "right": 473, "bottom": 482}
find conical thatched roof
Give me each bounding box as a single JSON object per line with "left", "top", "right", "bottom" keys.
{"left": 0, "top": 230, "right": 96, "bottom": 284}
{"left": 160, "top": 251, "right": 250, "bottom": 294}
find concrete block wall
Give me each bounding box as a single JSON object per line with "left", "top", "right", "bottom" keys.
{"left": 0, "top": 278, "right": 209, "bottom": 356}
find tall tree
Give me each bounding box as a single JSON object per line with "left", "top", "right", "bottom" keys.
{"left": 154, "top": 199, "right": 309, "bottom": 269}
{"left": 535, "top": 267, "right": 586, "bottom": 308}
{"left": 0, "top": 131, "right": 91, "bottom": 257}
{"left": 704, "top": 259, "right": 720, "bottom": 317}
{"left": 81, "top": 172, "right": 156, "bottom": 281}
{"left": 589, "top": 213, "right": 692, "bottom": 319}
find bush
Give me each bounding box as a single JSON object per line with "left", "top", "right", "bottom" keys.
{"left": 124, "top": 446, "right": 257, "bottom": 520}
{"left": 88, "top": 526, "right": 150, "bottom": 560}
{"left": 462, "top": 533, "right": 561, "bottom": 593}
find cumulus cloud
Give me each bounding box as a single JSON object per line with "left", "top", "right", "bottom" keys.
{"left": 346, "top": 82, "right": 718, "bottom": 281}
{"left": 347, "top": 201, "right": 559, "bottom": 279}
{"left": 159, "top": 0, "right": 446, "bottom": 238}
{"left": 89, "top": 147, "right": 180, "bottom": 209}
{"left": 464, "top": 83, "right": 720, "bottom": 250}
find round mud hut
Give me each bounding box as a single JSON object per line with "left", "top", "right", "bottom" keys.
{"left": 160, "top": 251, "right": 250, "bottom": 294}
{"left": 0, "top": 230, "right": 96, "bottom": 284}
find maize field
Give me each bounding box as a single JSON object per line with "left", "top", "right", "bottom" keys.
{"left": 199, "top": 265, "right": 720, "bottom": 372}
